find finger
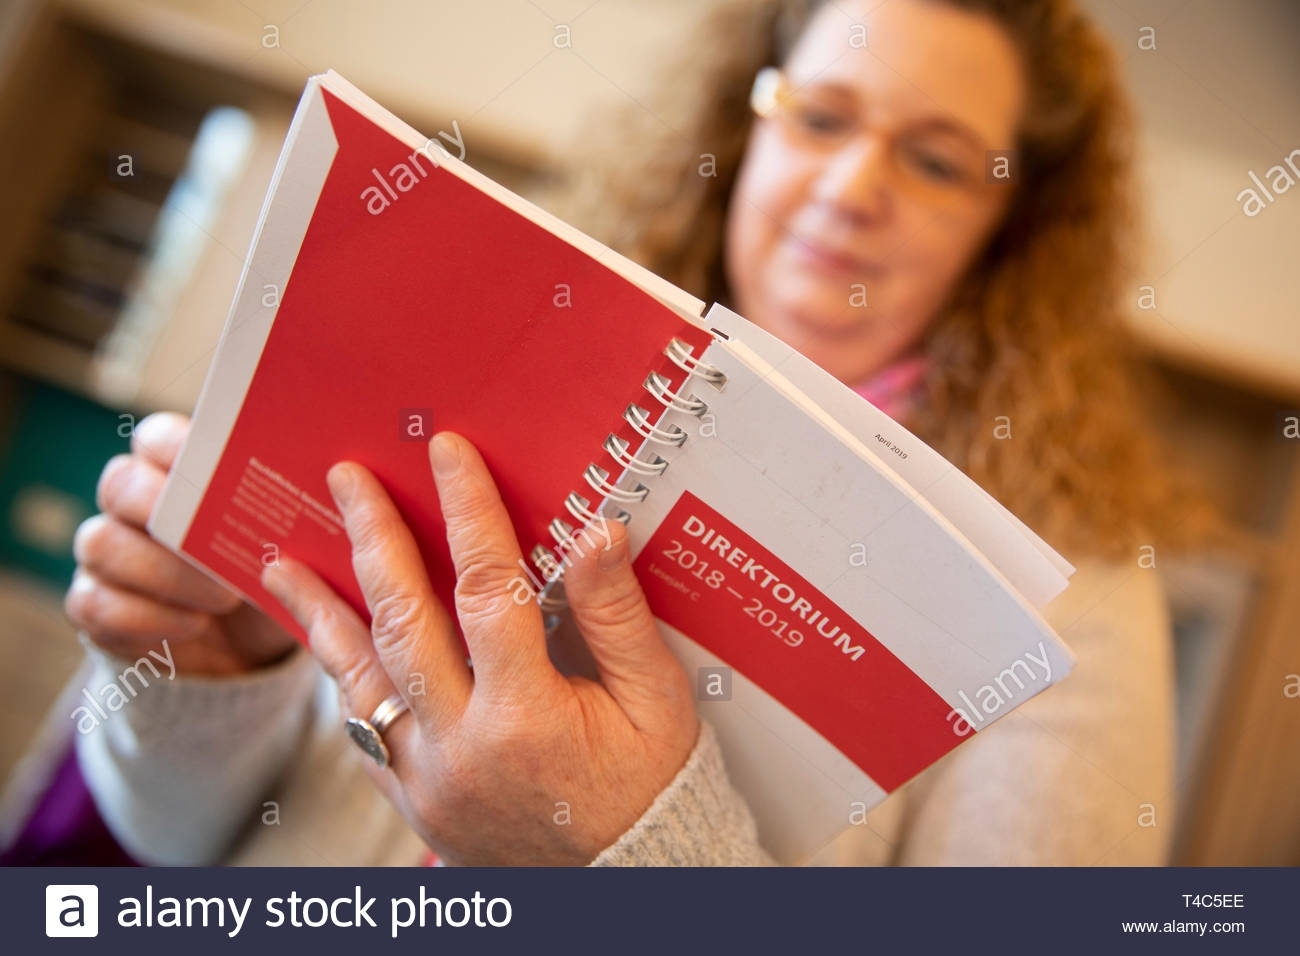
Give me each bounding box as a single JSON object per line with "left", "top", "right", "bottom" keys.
{"left": 562, "top": 519, "right": 693, "bottom": 732}
{"left": 327, "top": 463, "right": 474, "bottom": 722}
{"left": 263, "top": 557, "right": 421, "bottom": 775}
{"left": 74, "top": 514, "right": 242, "bottom": 615}
{"left": 97, "top": 454, "right": 166, "bottom": 531}
{"left": 65, "top": 568, "right": 209, "bottom": 654}
{"left": 129, "top": 412, "right": 189, "bottom": 472}
{"left": 298, "top": 461, "right": 471, "bottom": 728}
{"left": 428, "top": 432, "right": 554, "bottom": 695}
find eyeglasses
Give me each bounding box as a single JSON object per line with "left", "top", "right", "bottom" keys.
{"left": 749, "top": 66, "right": 1001, "bottom": 205}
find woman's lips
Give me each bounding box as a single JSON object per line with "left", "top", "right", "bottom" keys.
{"left": 786, "top": 233, "right": 884, "bottom": 279}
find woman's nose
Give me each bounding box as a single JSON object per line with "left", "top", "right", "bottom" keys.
{"left": 810, "top": 135, "right": 893, "bottom": 226}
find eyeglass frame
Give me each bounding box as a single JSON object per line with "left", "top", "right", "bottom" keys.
{"left": 747, "top": 65, "right": 1016, "bottom": 206}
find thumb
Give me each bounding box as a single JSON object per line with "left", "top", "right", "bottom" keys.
{"left": 562, "top": 519, "right": 690, "bottom": 729}
{"left": 131, "top": 411, "right": 190, "bottom": 473}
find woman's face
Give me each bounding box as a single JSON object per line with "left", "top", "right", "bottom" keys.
{"left": 724, "top": 0, "right": 1026, "bottom": 385}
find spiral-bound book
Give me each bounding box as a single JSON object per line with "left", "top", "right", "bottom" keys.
{"left": 151, "top": 71, "right": 1077, "bottom": 864}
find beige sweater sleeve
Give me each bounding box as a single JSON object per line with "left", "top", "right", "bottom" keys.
{"left": 589, "top": 721, "right": 776, "bottom": 866}
{"left": 75, "top": 639, "right": 322, "bottom": 865}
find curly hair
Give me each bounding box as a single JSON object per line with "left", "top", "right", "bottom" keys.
{"left": 548, "top": 0, "right": 1213, "bottom": 561}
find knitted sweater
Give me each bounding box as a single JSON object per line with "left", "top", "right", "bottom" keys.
{"left": 69, "top": 558, "right": 1175, "bottom": 866}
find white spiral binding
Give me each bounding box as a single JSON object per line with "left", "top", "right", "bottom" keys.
{"left": 532, "top": 337, "right": 726, "bottom": 602}
{"left": 666, "top": 337, "right": 727, "bottom": 386}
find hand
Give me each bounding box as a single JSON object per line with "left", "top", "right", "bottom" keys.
{"left": 66, "top": 412, "right": 298, "bottom": 676}
{"left": 261, "top": 431, "right": 699, "bottom": 866}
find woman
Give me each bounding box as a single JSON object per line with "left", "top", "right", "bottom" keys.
{"left": 40, "top": 0, "right": 1191, "bottom": 866}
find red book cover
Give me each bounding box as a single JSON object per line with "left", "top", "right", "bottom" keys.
{"left": 151, "top": 74, "right": 711, "bottom": 643}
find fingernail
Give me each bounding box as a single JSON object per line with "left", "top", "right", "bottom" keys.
{"left": 598, "top": 535, "right": 627, "bottom": 571}
{"left": 430, "top": 433, "right": 460, "bottom": 477}
{"left": 261, "top": 563, "right": 285, "bottom": 600}
{"left": 133, "top": 413, "right": 167, "bottom": 445}
{"left": 327, "top": 464, "right": 355, "bottom": 507}
{"left": 100, "top": 454, "right": 133, "bottom": 503}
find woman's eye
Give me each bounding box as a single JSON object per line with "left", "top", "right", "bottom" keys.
{"left": 904, "top": 146, "right": 963, "bottom": 183}
{"left": 791, "top": 105, "right": 853, "bottom": 136}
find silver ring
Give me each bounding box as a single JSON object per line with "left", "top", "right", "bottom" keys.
{"left": 345, "top": 694, "right": 410, "bottom": 768}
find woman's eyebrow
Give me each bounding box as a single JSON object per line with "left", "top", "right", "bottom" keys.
{"left": 785, "top": 75, "right": 858, "bottom": 98}
{"left": 908, "top": 116, "right": 989, "bottom": 151}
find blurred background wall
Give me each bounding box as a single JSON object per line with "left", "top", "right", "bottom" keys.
{"left": 0, "top": 0, "right": 1296, "bottom": 864}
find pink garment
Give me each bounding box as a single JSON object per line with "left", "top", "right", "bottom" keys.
{"left": 849, "top": 353, "right": 929, "bottom": 422}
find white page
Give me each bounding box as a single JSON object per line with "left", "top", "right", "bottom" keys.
{"left": 702, "top": 304, "right": 1073, "bottom": 607}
